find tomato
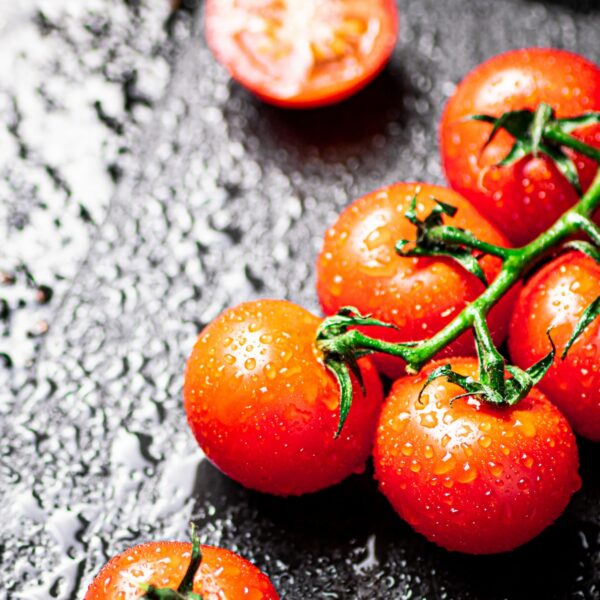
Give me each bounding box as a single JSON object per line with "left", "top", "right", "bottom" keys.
{"left": 509, "top": 251, "right": 600, "bottom": 441}
{"left": 205, "top": 0, "right": 398, "bottom": 108}
{"left": 440, "top": 48, "right": 600, "bottom": 246}
{"left": 373, "top": 356, "right": 580, "bottom": 554}
{"left": 316, "top": 182, "right": 518, "bottom": 379}
{"left": 184, "top": 299, "right": 383, "bottom": 495}
{"left": 84, "top": 541, "right": 279, "bottom": 599}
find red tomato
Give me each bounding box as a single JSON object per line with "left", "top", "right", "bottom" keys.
{"left": 440, "top": 48, "right": 600, "bottom": 246}
{"left": 184, "top": 299, "right": 383, "bottom": 495}
{"left": 316, "top": 182, "right": 518, "bottom": 379}
{"left": 85, "top": 541, "right": 279, "bottom": 599}
{"left": 374, "top": 357, "right": 580, "bottom": 554}
{"left": 509, "top": 252, "right": 600, "bottom": 441}
{"left": 205, "top": 0, "right": 398, "bottom": 108}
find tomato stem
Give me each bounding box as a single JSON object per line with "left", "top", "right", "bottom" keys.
{"left": 545, "top": 125, "right": 600, "bottom": 164}
{"left": 142, "top": 525, "right": 204, "bottom": 600}
{"left": 319, "top": 167, "right": 600, "bottom": 416}
{"left": 393, "top": 168, "right": 599, "bottom": 367}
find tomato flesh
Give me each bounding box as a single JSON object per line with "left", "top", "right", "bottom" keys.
{"left": 374, "top": 357, "right": 580, "bottom": 554}
{"left": 205, "top": 0, "right": 398, "bottom": 107}
{"left": 509, "top": 252, "right": 600, "bottom": 440}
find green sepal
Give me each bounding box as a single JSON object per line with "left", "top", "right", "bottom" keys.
{"left": 562, "top": 296, "right": 600, "bottom": 359}
{"left": 539, "top": 141, "right": 582, "bottom": 194}
{"left": 397, "top": 241, "right": 488, "bottom": 286}
{"left": 471, "top": 110, "right": 534, "bottom": 150}
{"left": 563, "top": 240, "right": 600, "bottom": 263}
{"left": 417, "top": 364, "right": 504, "bottom": 406}
{"left": 417, "top": 331, "right": 555, "bottom": 407}
{"left": 396, "top": 196, "right": 488, "bottom": 286}
{"left": 503, "top": 330, "right": 556, "bottom": 404}
{"left": 470, "top": 103, "right": 593, "bottom": 194}
{"left": 317, "top": 306, "right": 401, "bottom": 341}
{"left": 324, "top": 358, "right": 355, "bottom": 438}
{"left": 142, "top": 525, "right": 203, "bottom": 600}
{"left": 317, "top": 307, "right": 400, "bottom": 436}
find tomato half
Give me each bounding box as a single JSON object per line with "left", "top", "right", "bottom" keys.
{"left": 205, "top": 0, "right": 398, "bottom": 108}
{"left": 509, "top": 251, "right": 600, "bottom": 441}
{"left": 374, "top": 357, "right": 581, "bottom": 554}
{"left": 184, "top": 299, "right": 383, "bottom": 495}
{"left": 85, "top": 542, "right": 279, "bottom": 599}
{"left": 440, "top": 48, "right": 600, "bottom": 246}
{"left": 316, "top": 182, "right": 519, "bottom": 379}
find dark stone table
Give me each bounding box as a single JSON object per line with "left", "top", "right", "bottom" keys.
{"left": 1, "top": 1, "right": 599, "bottom": 598}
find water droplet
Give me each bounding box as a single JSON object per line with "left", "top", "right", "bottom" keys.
{"left": 478, "top": 435, "right": 492, "bottom": 448}
{"left": 420, "top": 412, "right": 438, "bottom": 428}
{"left": 401, "top": 442, "right": 414, "bottom": 457}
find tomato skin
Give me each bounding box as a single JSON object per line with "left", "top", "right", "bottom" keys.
{"left": 205, "top": 0, "right": 398, "bottom": 108}
{"left": 316, "top": 182, "right": 519, "bottom": 379}
{"left": 509, "top": 252, "right": 600, "bottom": 441}
{"left": 84, "top": 542, "right": 279, "bottom": 599}
{"left": 373, "top": 357, "right": 580, "bottom": 554}
{"left": 184, "top": 299, "right": 383, "bottom": 496}
{"left": 440, "top": 48, "right": 600, "bottom": 246}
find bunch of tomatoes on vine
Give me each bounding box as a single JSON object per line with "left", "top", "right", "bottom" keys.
{"left": 85, "top": 1, "right": 600, "bottom": 598}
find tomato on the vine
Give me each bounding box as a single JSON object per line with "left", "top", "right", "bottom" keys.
{"left": 85, "top": 541, "right": 279, "bottom": 599}
{"left": 440, "top": 48, "right": 600, "bottom": 246}
{"left": 205, "top": 0, "right": 398, "bottom": 108}
{"left": 316, "top": 182, "right": 518, "bottom": 379}
{"left": 184, "top": 299, "right": 383, "bottom": 496}
{"left": 374, "top": 357, "right": 580, "bottom": 554}
{"left": 509, "top": 251, "right": 600, "bottom": 441}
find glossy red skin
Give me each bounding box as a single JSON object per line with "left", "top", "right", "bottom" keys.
{"left": 316, "top": 182, "right": 519, "bottom": 379}
{"left": 205, "top": 0, "right": 398, "bottom": 108}
{"left": 184, "top": 299, "right": 383, "bottom": 496}
{"left": 85, "top": 542, "right": 279, "bottom": 599}
{"left": 440, "top": 48, "right": 600, "bottom": 246}
{"left": 509, "top": 252, "right": 600, "bottom": 440}
{"left": 374, "top": 357, "right": 580, "bottom": 554}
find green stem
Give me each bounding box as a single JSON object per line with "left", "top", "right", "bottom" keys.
{"left": 546, "top": 126, "right": 600, "bottom": 164}
{"left": 427, "top": 226, "right": 514, "bottom": 259}
{"left": 472, "top": 312, "right": 505, "bottom": 392}
{"left": 323, "top": 169, "right": 600, "bottom": 373}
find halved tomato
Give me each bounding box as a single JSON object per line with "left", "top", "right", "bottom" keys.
{"left": 205, "top": 0, "right": 398, "bottom": 108}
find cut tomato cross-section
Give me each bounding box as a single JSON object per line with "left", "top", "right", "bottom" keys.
{"left": 206, "top": 0, "right": 398, "bottom": 108}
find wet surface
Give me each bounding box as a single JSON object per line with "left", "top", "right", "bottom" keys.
{"left": 1, "top": 0, "right": 600, "bottom": 598}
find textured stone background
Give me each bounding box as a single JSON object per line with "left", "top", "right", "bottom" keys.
{"left": 1, "top": 0, "right": 600, "bottom": 598}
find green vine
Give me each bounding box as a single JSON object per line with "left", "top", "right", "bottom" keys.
{"left": 318, "top": 105, "right": 600, "bottom": 433}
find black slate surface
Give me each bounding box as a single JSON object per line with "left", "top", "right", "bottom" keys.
{"left": 1, "top": 1, "right": 600, "bottom": 598}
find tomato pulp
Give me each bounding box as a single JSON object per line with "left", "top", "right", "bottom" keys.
{"left": 205, "top": 0, "right": 398, "bottom": 108}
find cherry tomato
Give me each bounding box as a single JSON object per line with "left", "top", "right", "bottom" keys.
{"left": 205, "top": 0, "right": 398, "bottom": 108}
{"left": 85, "top": 541, "right": 279, "bottom": 599}
{"left": 373, "top": 356, "right": 580, "bottom": 554}
{"left": 316, "top": 182, "right": 518, "bottom": 379}
{"left": 440, "top": 48, "right": 600, "bottom": 246}
{"left": 184, "top": 299, "right": 383, "bottom": 495}
{"left": 509, "top": 251, "right": 600, "bottom": 441}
